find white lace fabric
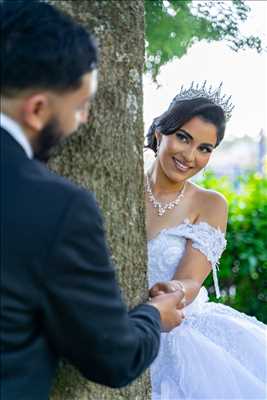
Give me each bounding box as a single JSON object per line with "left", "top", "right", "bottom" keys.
{"left": 147, "top": 219, "right": 267, "bottom": 399}
{"left": 148, "top": 219, "right": 227, "bottom": 299}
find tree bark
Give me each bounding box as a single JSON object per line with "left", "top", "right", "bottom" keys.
{"left": 48, "top": 1, "right": 150, "bottom": 399}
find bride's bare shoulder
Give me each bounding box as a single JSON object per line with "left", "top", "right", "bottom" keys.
{"left": 189, "top": 181, "right": 227, "bottom": 204}
{"left": 188, "top": 181, "right": 228, "bottom": 231}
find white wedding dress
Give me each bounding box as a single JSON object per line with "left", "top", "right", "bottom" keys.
{"left": 148, "top": 220, "right": 267, "bottom": 400}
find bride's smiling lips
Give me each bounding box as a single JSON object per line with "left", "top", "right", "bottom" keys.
{"left": 172, "top": 157, "right": 193, "bottom": 173}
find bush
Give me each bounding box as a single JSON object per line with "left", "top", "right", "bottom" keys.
{"left": 199, "top": 171, "right": 267, "bottom": 323}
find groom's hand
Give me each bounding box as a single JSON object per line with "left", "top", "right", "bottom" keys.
{"left": 148, "top": 291, "right": 185, "bottom": 332}
{"left": 149, "top": 281, "right": 185, "bottom": 309}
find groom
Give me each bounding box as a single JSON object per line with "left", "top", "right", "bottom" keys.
{"left": 1, "top": 1, "right": 185, "bottom": 399}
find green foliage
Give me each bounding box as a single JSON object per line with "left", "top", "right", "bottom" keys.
{"left": 199, "top": 171, "right": 267, "bottom": 323}
{"left": 145, "top": 0, "right": 264, "bottom": 79}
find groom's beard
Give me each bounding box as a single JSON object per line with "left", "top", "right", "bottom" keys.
{"left": 34, "top": 117, "right": 65, "bottom": 162}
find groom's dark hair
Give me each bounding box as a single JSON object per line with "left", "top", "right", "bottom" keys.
{"left": 1, "top": 0, "right": 98, "bottom": 97}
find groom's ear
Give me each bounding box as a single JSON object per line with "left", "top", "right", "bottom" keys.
{"left": 21, "top": 93, "right": 51, "bottom": 133}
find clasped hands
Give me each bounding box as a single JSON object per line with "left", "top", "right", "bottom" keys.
{"left": 148, "top": 280, "right": 186, "bottom": 332}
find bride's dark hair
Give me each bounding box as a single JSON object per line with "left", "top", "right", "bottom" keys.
{"left": 146, "top": 97, "right": 226, "bottom": 154}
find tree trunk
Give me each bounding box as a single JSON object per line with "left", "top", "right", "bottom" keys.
{"left": 48, "top": 1, "right": 150, "bottom": 399}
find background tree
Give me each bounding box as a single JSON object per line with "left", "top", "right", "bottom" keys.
{"left": 48, "top": 1, "right": 150, "bottom": 399}
{"left": 145, "top": 0, "right": 264, "bottom": 79}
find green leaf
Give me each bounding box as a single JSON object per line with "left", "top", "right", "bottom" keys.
{"left": 145, "top": 0, "right": 265, "bottom": 79}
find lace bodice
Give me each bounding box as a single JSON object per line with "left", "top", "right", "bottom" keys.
{"left": 147, "top": 220, "right": 227, "bottom": 300}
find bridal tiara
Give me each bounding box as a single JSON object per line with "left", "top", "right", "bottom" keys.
{"left": 169, "top": 81, "right": 235, "bottom": 122}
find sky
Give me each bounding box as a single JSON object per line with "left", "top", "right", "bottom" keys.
{"left": 143, "top": 1, "right": 267, "bottom": 142}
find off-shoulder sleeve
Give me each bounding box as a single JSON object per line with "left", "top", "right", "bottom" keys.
{"left": 176, "top": 221, "right": 227, "bottom": 298}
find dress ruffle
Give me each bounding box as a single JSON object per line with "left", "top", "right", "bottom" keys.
{"left": 148, "top": 221, "right": 267, "bottom": 399}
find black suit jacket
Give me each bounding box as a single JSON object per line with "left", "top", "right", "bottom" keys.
{"left": 1, "top": 127, "right": 161, "bottom": 400}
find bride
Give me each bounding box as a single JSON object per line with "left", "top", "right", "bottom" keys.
{"left": 145, "top": 82, "right": 266, "bottom": 399}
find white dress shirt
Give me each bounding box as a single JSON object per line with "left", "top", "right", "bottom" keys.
{"left": 1, "top": 113, "right": 33, "bottom": 159}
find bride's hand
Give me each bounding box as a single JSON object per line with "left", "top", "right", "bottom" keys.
{"left": 149, "top": 281, "right": 186, "bottom": 309}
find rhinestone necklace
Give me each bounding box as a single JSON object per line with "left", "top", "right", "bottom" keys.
{"left": 146, "top": 175, "right": 186, "bottom": 217}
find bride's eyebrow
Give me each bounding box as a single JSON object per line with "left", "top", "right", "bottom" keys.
{"left": 178, "top": 128, "right": 215, "bottom": 148}
{"left": 177, "top": 128, "right": 193, "bottom": 139}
